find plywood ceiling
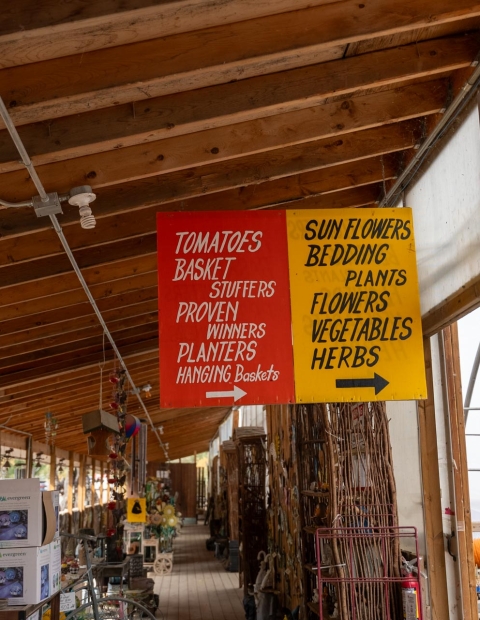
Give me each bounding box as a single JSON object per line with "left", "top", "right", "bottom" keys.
{"left": 0, "top": 0, "right": 479, "bottom": 460}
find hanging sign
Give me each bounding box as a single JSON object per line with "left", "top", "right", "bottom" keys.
{"left": 157, "top": 208, "right": 426, "bottom": 406}
{"left": 157, "top": 211, "right": 295, "bottom": 408}
{"left": 127, "top": 497, "right": 147, "bottom": 523}
{"left": 286, "top": 208, "right": 427, "bottom": 402}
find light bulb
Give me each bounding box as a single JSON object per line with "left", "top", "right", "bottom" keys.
{"left": 68, "top": 186, "right": 97, "bottom": 229}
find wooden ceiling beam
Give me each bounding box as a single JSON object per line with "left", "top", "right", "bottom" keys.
{"left": 0, "top": 368, "right": 160, "bottom": 414}
{"left": 0, "top": 356, "right": 159, "bottom": 403}
{"left": 0, "top": 36, "right": 473, "bottom": 170}
{"left": 0, "top": 80, "right": 448, "bottom": 201}
{"left": 0, "top": 337, "right": 159, "bottom": 389}
{"left": 2, "top": 2, "right": 479, "bottom": 128}
{"left": 0, "top": 125, "right": 419, "bottom": 291}
{"left": 157, "top": 155, "right": 399, "bottom": 213}
{"left": 0, "top": 307, "right": 158, "bottom": 356}
{"left": 1, "top": 154, "right": 399, "bottom": 240}
{"left": 0, "top": 324, "right": 158, "bottom": 374}
{"left": 0, "top": 236, "right": 156, "bottom": 288}
{"left": 272, "top": 185, "right": 379, "bottom": 211}
{"left": 0, "top": 372, "right": 158, "bottom": 421}
{"left": 163, "top": 442, "right": 211, "bottom": 460}
{"left": 0, "top": 255, "right": 157, "bottom": 311}
{"left": 18, "top": 410, "right": 223, "bottom": 441}
{"left": 0, "top": 153, "right": 399, "bottom": 267}
{"left": 149, "top": 407, "right": 228, "bottom": 423}
{"left": 0, "top": 288, "right": 158, "bottom": 337}
{"left": 0, "top": 0, "right": 336, "bottom": 69}
{"left": 151, "top": 414, "right": 228, "bottom": 432}
{"left": 1, "top": 383, "right": 160, "bottom": 422}
{"left": 17, "top": 405, "right": 224, "bottom": 431}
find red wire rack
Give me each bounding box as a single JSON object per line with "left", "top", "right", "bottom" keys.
{"left": 315, "top": 525, "right": 421, "bottom": 620}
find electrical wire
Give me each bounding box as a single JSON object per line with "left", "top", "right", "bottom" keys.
{"left": 0, "top": 96, "right": 169, "bottom": 461}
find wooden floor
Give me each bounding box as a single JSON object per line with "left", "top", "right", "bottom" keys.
{"left": 154, "top": 524, "right": 244, "bottom": 620}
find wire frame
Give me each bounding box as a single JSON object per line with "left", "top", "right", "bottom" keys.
{"left": 237, "top": 435, "right": 268, "bottom": 595}
{"left": 315, "top": 526, "right": 421, "bottom": 620}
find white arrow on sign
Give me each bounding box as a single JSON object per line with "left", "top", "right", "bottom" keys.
{"left": 206, "top": 386, "right": 247, "bottom": 402}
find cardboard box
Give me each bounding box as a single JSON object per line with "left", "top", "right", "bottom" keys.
{"left": 0, "top": 538, "right": 61, "bottom": 605}
{"left": 0, "top": 480, "right": 59, "bottom": 548}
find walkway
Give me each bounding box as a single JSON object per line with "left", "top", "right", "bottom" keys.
{"left": 154, "top": 523, "right": 245, "bottom": 620}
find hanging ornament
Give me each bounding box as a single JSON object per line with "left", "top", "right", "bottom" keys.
{"left": 125, "top": 414, "right": 141, "bottom": 439}
{"left": 44, "top": 412, "right": 58, "bottom": 446}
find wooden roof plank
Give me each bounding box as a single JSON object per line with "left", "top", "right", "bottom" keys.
{"left": 0, "top": 288, "right": 158, "bottom": 336}
{"left": 0, "top": 368, "right": 160, "bottom": 413}
{"left": 0, "top": 78, "right": 447, "bottom": 202}
{"left": 0, "top": 255, "right": 157, "bottom": 309}
{"left": 0, "top": 176, "right": 388, "bottom": 272}
{"left": 0, "top": 236, "right": 157, "bottom": 288}
{"left": 0, "top": 0, "right": 338, "bottom": 68}
{"left": 0, "top": 154, "right": 399, "bottom": 239}
{"left": 0, "top": 35, "right": 474, "bottom": 170}
{"left": 0, "top": 364, "right": 158, "bottom": 417}
{"left": 2, "top": 1, "right": 479, "bottom": 128}
{"left": 0, "top": 324, "right": 158, "bottom": 373}
{"left": 0, "top": 308, "right": 158, "bottom": 355}
{"left": 0, "top": 354, "right": 159, "bottom": 400}
{"left": 0, "top": 336, "right": 159, "bottom": 389}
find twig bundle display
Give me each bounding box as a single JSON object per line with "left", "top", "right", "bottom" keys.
{"left": 266, "top": 402, "right": 401, "bottom": 620}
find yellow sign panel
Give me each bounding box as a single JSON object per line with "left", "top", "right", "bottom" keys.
{"left": 287, "top": 208, "right": 427, "bottom": 402}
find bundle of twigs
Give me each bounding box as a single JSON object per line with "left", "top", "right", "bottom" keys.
{"left": 321, "top": 402, "right": 401, "bottom": 620}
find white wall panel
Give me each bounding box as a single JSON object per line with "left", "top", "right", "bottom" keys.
{"left": 407, "top": 103, "right": 480, "bottom": 316}
{"left": 387, "top": 400, "right": 425, "bottom": 554}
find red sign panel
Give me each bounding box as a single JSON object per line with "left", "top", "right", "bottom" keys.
{"left": 157, "top": 211, "right": 295, "bottom": 408}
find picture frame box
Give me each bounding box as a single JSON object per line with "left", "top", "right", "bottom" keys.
{"left": 0, "top": 480, "right": 59, "bottom": 548}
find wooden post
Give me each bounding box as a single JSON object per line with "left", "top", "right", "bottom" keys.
{"left": 79, "top": 455, "right": 86, "bottom": 511}
{"left": 443, "top": 324, "right": 477, "bottom": 620}
{"left": 49, "top": 445, "right": 56, "bottom": 491}
{"left": 26, "top": 435, "right": 33, "bottom": 479}
{"left": 91, "top": 458, "right": 96, "bottom": 505}
{"left": 418, "top": 337, "right": 449, "bottom": 620}
{"left": 67, "top": 451, "right": 74, "bottom": 513}
{"left": 99, "top": 460, "right": 104, "bottom": 506}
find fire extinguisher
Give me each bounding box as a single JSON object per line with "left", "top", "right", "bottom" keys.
{"left": 401, "top": 558, "right": 421, "bottom": 620}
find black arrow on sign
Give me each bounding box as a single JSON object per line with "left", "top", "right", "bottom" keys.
{"left": 336, "top": 373, "right": 389, "bottom": 395}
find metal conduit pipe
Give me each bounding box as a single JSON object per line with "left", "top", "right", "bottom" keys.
{"left": 0, "top": 198, "right": 33, "bottom": 208}
{"left": 0, "top": 96, "right": 169, "bottom": 462}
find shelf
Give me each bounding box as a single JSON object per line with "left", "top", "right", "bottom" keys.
{"left": 301, "top": 490, "right": 329, "bottom": 497}
{"left": 307, "top": 601, "right": 320, "bottom": 616}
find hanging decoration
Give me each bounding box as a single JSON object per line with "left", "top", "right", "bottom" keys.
{"left": 2, "top": 448, "right": 13, "bottom": 472}
{"left": 106, "top": 367, "right": 129, "bottom": 515}
{"left": 44, "top": 411, "right": 58, "bottom": 445}
{"left": 125, "top": 414, "right": 141, "bottom": 439}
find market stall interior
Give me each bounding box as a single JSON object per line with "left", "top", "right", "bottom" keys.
{"left": 1, "top": 2, "right": 480, "bottom": 620}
